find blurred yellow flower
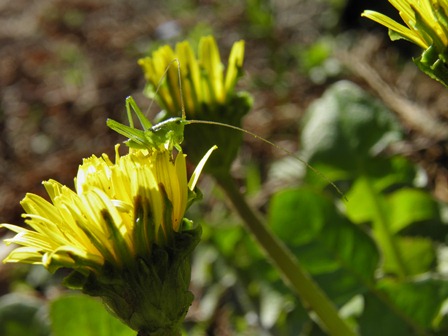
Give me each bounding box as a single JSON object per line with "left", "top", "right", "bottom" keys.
{"left": 138, "top": 36, "right": 252, "bottom": 176}
{"left": 1, "top": 145, "right": 215, "bottom": 274}
{"left": 138, "top": 35, "right": 246, "bottom": 117}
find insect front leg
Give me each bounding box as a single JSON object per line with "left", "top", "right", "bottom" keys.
{"left": 125, "top": 96, "right": 153, "bottom": 131}
{"left": 106, "top": 119, "right": 148, "bottom": 149}
{"left": 166, "top": 129, "right": 184, "bottom": 152}
{"left": 107, "top": 96, "right": 157, "bottom": 150}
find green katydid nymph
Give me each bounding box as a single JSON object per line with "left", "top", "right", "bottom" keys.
{"left": 106, "top": 97, "right": 346, "bottom": 199}
{"left": 106, "top": 59, "right": 345, "bottom": 198}
{"left": 107, "top": 96, "right": 187, "bottom": 152}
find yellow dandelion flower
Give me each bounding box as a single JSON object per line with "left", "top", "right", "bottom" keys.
{"left": 362, "top": 0, "right": 448, "bottom": 87}
{"left": 1, "top": 144, "right": 216, "bottom": 334}
{"left": 1, "top": 145, "right": 215, "bottom": 274}
{"left": 138, "top": 35, "right": 247, "bottom": 117}
{"left": 138, "top": 36, "right": 252, "bottom": 176}
{"left": 363, "top": 0, "right": 448, "bottom": 49}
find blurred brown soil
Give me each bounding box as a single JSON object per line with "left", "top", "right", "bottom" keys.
{"left": 0, "top": 0, "right": 329, "bottom": 226}
{"left": 1, "top": 1, "right": 448, "bottom": 333}
{"left": 1, "top": 0, "right": 448, "bottom": 229}
{"left": 0, "top": 0, "right": 159, "bottom": 224}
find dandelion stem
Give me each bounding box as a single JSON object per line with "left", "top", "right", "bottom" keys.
{"left": 215, "top": 172, "right": 356, "bottom": 336}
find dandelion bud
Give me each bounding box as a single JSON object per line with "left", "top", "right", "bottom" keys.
{"left": 139, "top": 36, "right": 253, "bottom": 176}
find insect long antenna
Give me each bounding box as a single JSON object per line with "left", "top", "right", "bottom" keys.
{"left": 174, "top": 58, "right": 186, "bottom": 120}
{"left": 187, "top": 119, "right": 346, "bottom": 199}
{"left": 145, "top": 58, "right": 186, "bottom": 120}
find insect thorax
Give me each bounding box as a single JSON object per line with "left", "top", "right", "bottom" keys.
{"left": 149, "top": 117, "right": 188, "bottom": 149}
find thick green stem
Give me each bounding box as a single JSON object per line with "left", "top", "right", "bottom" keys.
{"left": 215, "top": 172, "right": 356, "bottom": 336}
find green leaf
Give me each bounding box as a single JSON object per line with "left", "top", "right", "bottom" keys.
{"left": 212, "top": 225, "right": 244, "bottom": 257}
{"left": 380, "top": 278, "right": 448, "bottom": 330}
{"left": 268, "top": 187, "right": 379, "bottom": 305}
{"left": 393, "top": 237, "right": 436, "bottom": 275}
{"left": 0, "top": 293, "right": 50, "bottom": 336}
{"left": 345, "top": 174, "right": 439, "bottom": 275}
{"left": 301, "top": 80, "right": 402, "bottom": 176}
{"left": 345, "top": 175, "right": 384, "bottom": 225}
{"left": 298, "top": 39, "right": 331, "bottom": 71}
{"left": 50, "top": 294, "right": 134, "bottom": 336}
{"left": 387, "top": 188, "right": 440, "bottom": 234}
{"left": 345, "top": 174, "right": 440, "bottom": 276}
{"left": 359, "top": 278, "right": 448, "bottom": 335}
{"left": 358, "top": 292, "right": 417, "bottom": 336}
{"left": 269, "top": 188, "right": 328, "bottom": 246}
{"left": 344, "top": 173, "right": 425, "bottom": 228}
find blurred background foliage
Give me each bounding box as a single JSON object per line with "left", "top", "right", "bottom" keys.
{"left": 1, "top": 0, "right": 448, "bottom": 335}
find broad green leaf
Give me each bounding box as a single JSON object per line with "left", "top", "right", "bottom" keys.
{"left": 211, "top": 225, "right": 244, "bottom": 257}
{"left": 268, "top": 187, "right": 379, "bottom": 304}
{"left": 0, "top": 293, "right": 50, "bottom": 336}
{"left": 382, "top": 236, "right": 436, "bottom": 276}
{"left": 392, "top": 237, "right": 436, "bottom": 275}
{"left": 50, "top": 294, "right": 134, "bottom": 336}
{"left": 367, "top": 156, "right": 416, "bottom": 192}
{"left": 345, "top": 174, "right": 439, "bottom": 276}
{"left": 345, "top": 167, "right": 427, "bottom": 227}
{"left": 345, "top": 175, "right": 384, "bottom": 225}
{"left": 379, "top": 278, "right": 448, "bottom": 330}
{"left": 318, "top": 176, "right": 390, "bottom": 275}
{"left": 358, "top": 292, "right": 418, "bottom": 336}
{"left": 434, "top": 298, "right": 448, "bottom": 331}
{"left": 359, "top": 278, "right": 448, "bottom": 335}
{"left": 301, "top": 80, "right": 402, "bottom": 176}
{"left": 387, "top": 188, "right": 441, "bottom": 233}
{"left": 269, "top": 188, "right": 329, "bottom": 246}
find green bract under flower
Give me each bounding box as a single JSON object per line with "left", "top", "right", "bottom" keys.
{"left": 362, "top": 0, "right": 448, "bottom": 87}
{"left": 1, "top": 145, "right": 215, "bottom": 275}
